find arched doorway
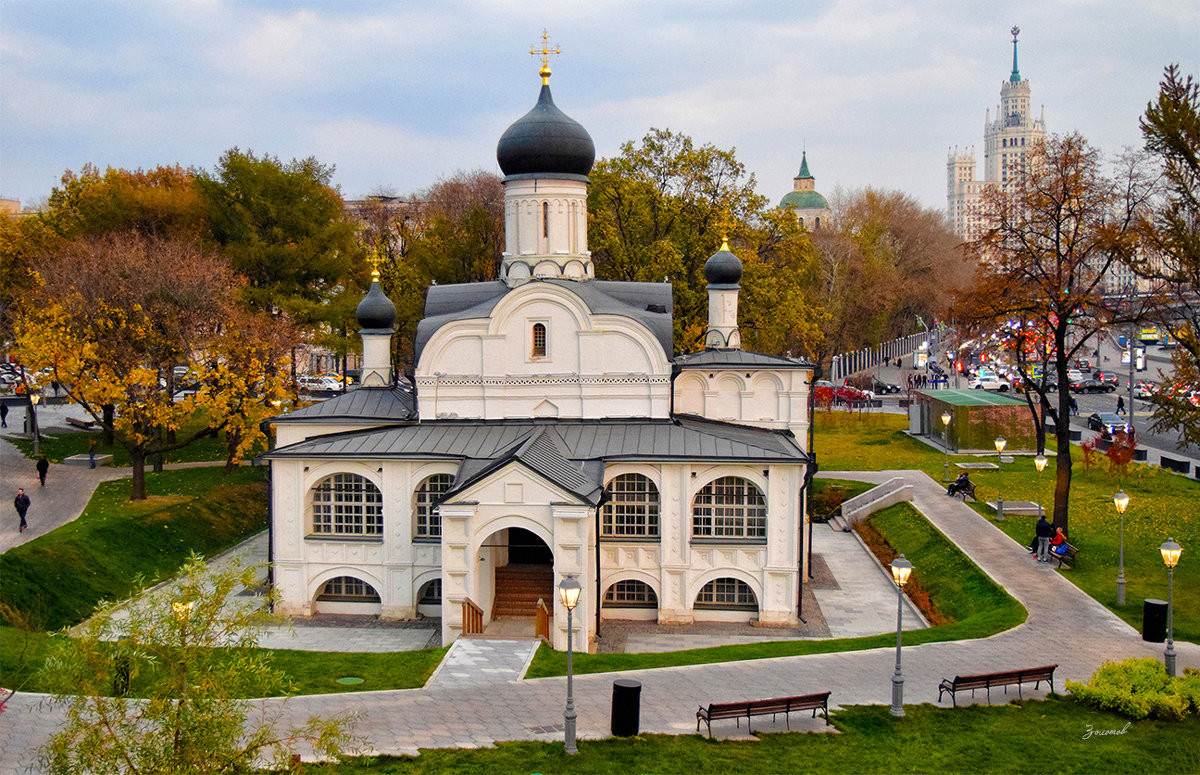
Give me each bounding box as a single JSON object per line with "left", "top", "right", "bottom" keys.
{"left": 477, "top": 526, "right": 554, "bottom": 632}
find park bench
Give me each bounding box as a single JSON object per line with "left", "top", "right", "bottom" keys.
{"left": 1048, "top": 542, "right": 1079, "bottom": 569}
{"left": 66, "top": 417, "right": 97, "bottom": 430}
{"left": 948, "top": 480, "right": 977, "bottom": 502}
{"left": 938, "top": 665, "right": 1057, "bottom": 707}
{"left": 696, "top": 691, "right": 830, "bottom": 737}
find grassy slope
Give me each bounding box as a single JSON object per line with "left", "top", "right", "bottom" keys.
{"left": 307, "top": 698, "right": 1199, "bottom": 774}
{"left": 813, "top": 411, "right": 1200, "bottom": 642}
{"left": 0, "top": 467, "right": 267, "bottom": 630}
{"left": 527, "top": 501, "right": 1024, "bottom": 678}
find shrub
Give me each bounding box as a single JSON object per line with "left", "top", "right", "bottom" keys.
{"left": 1066, "top": 658, "right": 1200, "bottom": 720}
{"left": 1080, "top": 437, "right": 1103, "bottom": 470}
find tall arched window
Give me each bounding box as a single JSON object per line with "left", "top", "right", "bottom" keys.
{"left": 542, "top": 201, "right": 549, "bottom": 237}
{"left": 531, "top": 323, "right": 547, "bottom": 358}
{"left": 601, "top": 474, "right": 660, "bottom": 538}
{"left": 310, "top": 473, "right": 382, "bottom": 536}
{"left": 692, "top": 476, "right": 766, "bottom": 539}
{"left": 414, "top": 474, "right": 454, "bottom": 540}
{"left": 695, "top": 577, "right": 757, "bottom": 610}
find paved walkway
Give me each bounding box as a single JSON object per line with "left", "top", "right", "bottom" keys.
{"left": 425, "top": 639, "right": 539, "bottom": 689}
{"left": 810, "top": 522, "right": 927, "bottom": 634}
{"left": 4, "top": 468, "right": 1196, "bottom": 770}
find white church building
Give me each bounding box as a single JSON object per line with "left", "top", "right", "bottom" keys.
{"left": 263, "top": 62, "right": 816, "bottom": 653}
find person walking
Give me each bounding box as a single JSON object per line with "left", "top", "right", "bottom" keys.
{"left": 14, "top": 488, "right": 30, "bottom": 533}
{"left": 1116, "top": 395, "right": 1126, "bottom": 415}
{"left": 0, "top": 402, "right": 8, "bottom": 428}
{"left": 88, "top": 437, "right": 98, "bottom": 469}
{"left": 36, "top": 456, "right": 49, "bottom": 487}
{"left": 1035, "top": 514, "right": 1054, "bottom": 563}
{"left": 1069, "top": 396, "right": 1078, "bottom": 416}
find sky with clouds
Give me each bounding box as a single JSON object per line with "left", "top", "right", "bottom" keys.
{"left": 2, "top": 0, "right": 1197, "bottom": 215}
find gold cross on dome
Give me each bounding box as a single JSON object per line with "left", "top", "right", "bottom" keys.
{"left": 367, "top": 248, "right": 383, "bottom": 280}
{"left": 530, "top": 29, "right": 560, "bottom": 85}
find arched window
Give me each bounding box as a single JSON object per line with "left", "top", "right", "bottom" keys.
{"left": 601, "top": 474, "right": 660, "bottom": 538}
{"left": 692, "top": 476, "right": 766, "bottom": 539}
{"left": 814, "top": 216, "right": 821, "bottom": 229}
{"left": 531, "top": 322, "right": 547, "bottom": 358}
{"left": 542, "top": 201, "right": 550, "bottom": 238}
{"left": 695, "top": 577, "right": 757, "bottom": 610}
{"left": 310, "top": 473, "right": 382, "bottom": 536}
{"left": 317, "top": 576, "right": 380, "bottom": 602}
{"left": 414, "top": 474, "right": 454, "bottom": 540}
{"left": 417, "top": 578, "right": 442, "bottom": 604}
{"left": 603, "top": 579, "right": 658, "bottom": 607}
{"left": 798, "top": 216, "right": 805, "bottom": 228}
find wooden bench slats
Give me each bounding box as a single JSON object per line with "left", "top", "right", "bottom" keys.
{"left": 1049, "top": 543, "right": 1079, "bottom": 569}
{"left": 938, "top": 665, "right": 1056, "bottom": 707}
{"left": 697, "top": 691, "right": 830, "bottom": 736}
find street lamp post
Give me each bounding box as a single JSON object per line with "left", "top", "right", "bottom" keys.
{"left": 994, "top": 435, "right": 1006, "bottom": 470}
{"left": 1034, "top": 453, "right": 1048, "bottom": 518}
{"left": 1113, "top": 491, "right": 1129, "bottom": 605}
{"left": 889, "top": 555, "right": 914, "bottom": 717}
{"left": 1159, "top": 539, "right": 1182, "bottom": 677}
{"left": 941, "top": 411, "right": 952, "bottom": 482}
{"left": 558, "top": 575, "right": 583, "bottom": 754}
{"left": 30, "top": 394, "right": 41, "bottom": 458}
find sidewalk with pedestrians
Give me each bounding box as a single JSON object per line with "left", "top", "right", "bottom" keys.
{"left": 3, "top": 469, "right": 1196, "bottom": 771}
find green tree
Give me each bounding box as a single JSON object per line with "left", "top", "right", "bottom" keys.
{"left": 198, "top": 149, "right": 365, "bottom": 346}
{"left": 955, "top": 133, "right": 1153, "bottom": 533}
{"left": 588, "top": 128, "right": 821, "bottom": 355}
{"left": 39, "top": 556, "right": 359, "bottom": 774}
{"left": 1138, "top": 64, "right": 1200, "bottom": 449}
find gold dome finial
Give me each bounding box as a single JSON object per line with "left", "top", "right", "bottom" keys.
{"left": 367, "top": 247, "right": 383, "bottom": 280}
{"left": 530, "top": 28, "right": 560, "bottom": 86}
{"left": 720, "top": 232, "right": 730, "bottom": 252}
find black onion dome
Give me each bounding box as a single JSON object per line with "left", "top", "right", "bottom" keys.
{"left": 497, "top": 84, "right": 595, "bottom": 177}
{"left": 356, "top": 280, "right": 396, "bottom": 331}
{"left": 704, "top": 243, "right": 743, "bottom": 285}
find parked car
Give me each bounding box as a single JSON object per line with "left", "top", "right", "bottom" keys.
{"left": 969, "top": 374, "right": 1010, "bottom": 391}
{"left": 870, "top": 377, "right": 902, "bottom": 394}
{"left": 298, "top": 375, "right": 345, "bottom": 393}
{"left": 1133, "top": 381, "right": 1157, "bottom": 399}
{"left": 1073, "top": 379, "right": 1116, "bottom": 394}
{"left": 833, "top": 384, "right": 870, "bottom": 404}
{"left": 1087, "top": 412, "right": 1130, "bottom": 435}
{"left": 813, "top": 379, "right": 835, "bottom": 389}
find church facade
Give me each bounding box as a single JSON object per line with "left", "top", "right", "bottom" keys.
{"left": 946, "top": 27, "right": 1047, "bottom": 242}
{"left": 264, "top": 63, "right": 815, "bottom": 652}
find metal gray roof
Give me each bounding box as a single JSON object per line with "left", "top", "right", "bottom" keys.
{"left": 263, "top": 416, "right": 808, "bottom": 465}
{"left": 675, "top": 349, "right": 816, "bottom": 369}
{"left": 444, "top": 426, "right": 604, "bottom": 505}
{"left": 274, "top": 386, "right": 416, "bottom": 423}
{"left": 414, "top": 279, "right": 674, "bottom": 363}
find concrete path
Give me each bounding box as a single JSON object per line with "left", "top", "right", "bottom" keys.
{"left": 5, "top": 468, "right": 1196, "bottom": 771}
{"left": 810, "top": 522, "right": 927, "bottom": 634}
{"left": 425, "top": 639, "right": 539, "bottom": 690}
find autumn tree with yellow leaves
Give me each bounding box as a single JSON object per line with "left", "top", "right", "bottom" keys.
{"left": 14, "top": 232, "right": 290, "bottom": 499}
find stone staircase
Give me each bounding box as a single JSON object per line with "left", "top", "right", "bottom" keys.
{"left": 491, "top": 564, "right": 554, "bottom": 618}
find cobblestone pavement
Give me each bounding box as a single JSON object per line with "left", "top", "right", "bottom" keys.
{"left": 5, "top": 469, "right": 1196, "bottom": 772}
{"left": 425, "top": 639, "right": 539, "bottom": 689}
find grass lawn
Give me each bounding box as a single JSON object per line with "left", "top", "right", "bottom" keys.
{"left": 8, "top": 427, "right": 263, "bottom": 466}
{"left": 814, "top": 411, "right": 1200, "bottom": 643}
{"left": 527, "top": 501, "right": 1024, "bottom": 678}
{"left": 0, "top": 466, "right": 267, "bottom": 631}
{"left": 305, "top": 697, "right": 1199, "bottom": 774}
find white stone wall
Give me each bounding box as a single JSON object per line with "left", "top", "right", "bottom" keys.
{"left": 415, "top": 282, "right": 672, "bottom": 421}
{"left": 501, "top": 177, "right": 591, "bottom": 284}
{"left": 672, "top": 368, "right": 811, "bottom": 447}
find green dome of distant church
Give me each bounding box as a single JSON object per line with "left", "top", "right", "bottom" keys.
{"left": 779, "top": 189, "right": 830, "bottom": 210}
{"left": 778, "top": 152, "right": 830, "bottom": 228}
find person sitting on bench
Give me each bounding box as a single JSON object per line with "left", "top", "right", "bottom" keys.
{"left": 1049, "top": 526, "right": 1068, "bottom": 556}
{"left": 947, "top": 472, "right": 972, "bottom": 497}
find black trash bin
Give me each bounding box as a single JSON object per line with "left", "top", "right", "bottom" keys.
{"left": 611, "top": 678, "right": 642, "bottom": 737}
{"left": 1143, "top": 599, "right": 1168, "bottom": 642}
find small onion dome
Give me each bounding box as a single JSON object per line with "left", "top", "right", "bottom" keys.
{"left": 703, "top": 237, "right": 743, "bottom": 285}
{"left": 497, "top": 83, "right": 595, "bottom": 177}
{"left": 356, "top": 280, "right": 396, "bottom": 331}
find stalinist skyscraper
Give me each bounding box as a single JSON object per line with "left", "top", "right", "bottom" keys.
{"left": 946, "top": 27, "right": 1047, "bottom": 242}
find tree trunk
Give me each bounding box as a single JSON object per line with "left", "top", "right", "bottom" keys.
{"left": 224, "top": 429, "right": 239, "bottom": 474}
{"left": 103, "top": 405, "right": 115, "bottom": 446}
{"left": 1053, "top": 352, "right": 1073, "bottom": 534}
{"left": 130, "top": 448, "right": 147, "bottom": 501}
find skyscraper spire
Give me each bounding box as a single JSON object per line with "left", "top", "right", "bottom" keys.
{"left": 1009, "top": 26, "right": 1021, "bottom": 84}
